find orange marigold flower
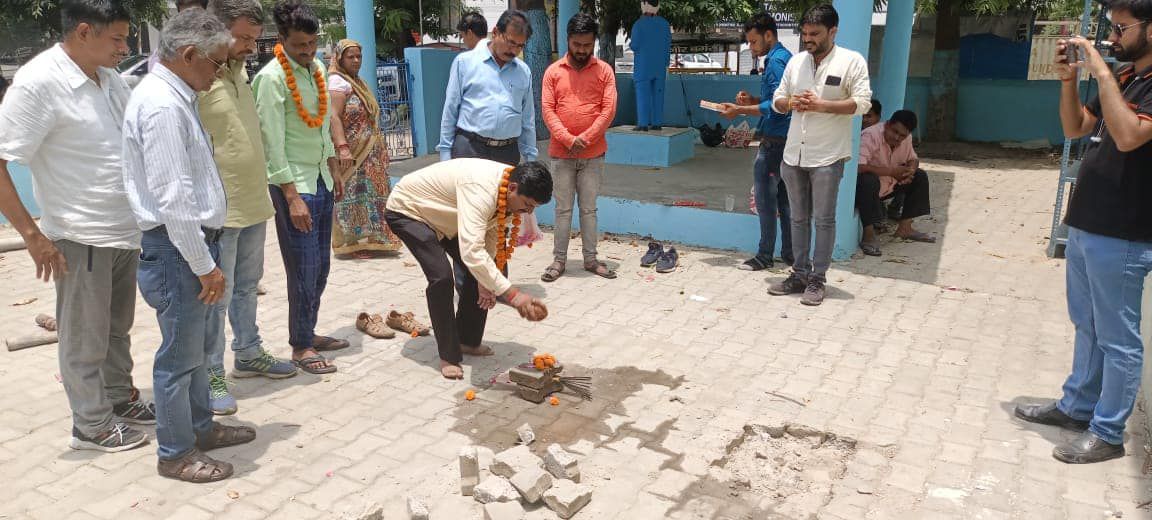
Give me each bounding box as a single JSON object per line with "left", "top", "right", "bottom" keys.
{"left": 549, "top": 396, "right": 560, "bottom": 406}
{"left": 465, "top": 389, "right": 476, "bottom": 401}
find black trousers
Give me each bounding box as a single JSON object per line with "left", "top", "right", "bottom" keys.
{"left": 856, "top": 169, "right": 931, "bottom": 227}
{"left": 452, "top": 130, "right": 520, "bottom": 166}
{"left": 385, "top": 210, "right": 487, "bottom": 364}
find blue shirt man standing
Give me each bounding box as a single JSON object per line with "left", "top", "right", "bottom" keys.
{"left": 720, "top": 12, "right": 793, "bottom": 271}
{"left": 438, "top": 9, "right": 537, "bottom": 166}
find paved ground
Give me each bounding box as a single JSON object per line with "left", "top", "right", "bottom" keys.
{"left": 1, "top": 146, "right": 1149, "bottom": 519}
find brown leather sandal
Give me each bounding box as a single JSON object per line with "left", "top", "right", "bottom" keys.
{"left": 584, "top": 260, "right": 617, "bottom": 279}
{"left": 157, "top": 448, "right": 233, "bottom": 483}
{"left": 196, "top": 423, "right": 256, "bottom": 451}
{"left": 356, "top": 312, "right": 396, "bottom": 339}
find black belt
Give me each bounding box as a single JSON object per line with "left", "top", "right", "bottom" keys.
{"left": 150, "top": 225, "right": 224, "bottom": 244}
{"left": 456, "top": 128, "right": 517, "bottom": 148}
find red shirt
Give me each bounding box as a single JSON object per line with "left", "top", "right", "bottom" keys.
{"left": 541, "top": 56, "right": 617, "bottom": 160}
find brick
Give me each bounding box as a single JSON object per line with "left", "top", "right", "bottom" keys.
{"left": 402, "top": 496, "right": 428, "bottom": 520}
{"left": 509, "top": 466, "right": 553, "bottom": 503}
{"left": 544, "top": 444, "right": 581, "bottom": 482}
{"left": 542, "top": 480, "right": 592, "bottom": 519}
{"left": 490, "top": 445, "right": 543, "bottom": 479}
{"left": 459, "top": 446, "right": 480, "bottom": 496}
{"left": 473, "top": 476, "right": 519, "bottom": 504}
{"left": 483, "top": 501, "right": 525, "bottom": 520}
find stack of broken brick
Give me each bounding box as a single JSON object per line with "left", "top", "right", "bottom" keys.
{"left": 458, "top": 426, "right": 591, "bottom": 519}
{"left": 508, "top": 363, "right": 565, "bottom": 403}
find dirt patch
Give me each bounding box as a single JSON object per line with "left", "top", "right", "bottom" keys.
{"left": 449, "top": 364, "right": 685, "bottom": 454}
{"left": 669, "top": 423, "right": 858, "bottom": 520}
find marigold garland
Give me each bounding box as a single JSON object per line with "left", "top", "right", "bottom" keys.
{"left": 274, "top": 44, "right": 327, "bottom": 128}
{"left": 495, "top": 168, "right": 521, "bottom": 271}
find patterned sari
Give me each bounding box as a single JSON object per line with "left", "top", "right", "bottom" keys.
{"left": 329, "top": 51, "right": 402, "bottom": 254}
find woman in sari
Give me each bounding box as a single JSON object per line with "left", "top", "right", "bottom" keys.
{"left": 328, "top": 39, "right": 402, "bottom": 258}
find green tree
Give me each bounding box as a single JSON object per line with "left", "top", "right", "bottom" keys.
{"left": 374, "top": 0, "right": 463, "bottom": 59}
{"left": 0, "top": 0, "right": 168, "bottom": 38}
{"left": 583, "top": 0, "right": 761, "bottom": 65}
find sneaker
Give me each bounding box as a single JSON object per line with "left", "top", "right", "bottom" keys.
{"left": 738, "top": 256, "right": 772, "bottom": 271}
{"left": 656, "top": 247, "right": 679, "bottom": 273}
{"left": 768, "top": 272, "right": 808, "bottom": 296}
{"left": 70, "top": 423, "right": 148, "bottom": 452}
{"left": 801, "top": 279, "right": 826, "bottom": 306}
{"left": 640, "top": 242, "right": 663, "bottom": 267}
{"left": 209, "top": 368, "right": 237, "bottom": 416}
{"left": 234, "top": 350, "right": 299, "bottom": 379}
{"left": 113, "top": 396, "right": 156, "bottom": 425}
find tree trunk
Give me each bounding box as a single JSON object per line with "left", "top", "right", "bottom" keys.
{"left": 927, "top": 0, "right": 960, "bottom": 142}
{"left": 520, "top": 2, "right": 553, "bottom": 139}
{"left": 598, "top": 18, "right": 620, "bottom": 66}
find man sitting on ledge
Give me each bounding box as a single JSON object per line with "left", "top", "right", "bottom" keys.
{"left": 855, "top": 109, "right": 935, "bottom": 256}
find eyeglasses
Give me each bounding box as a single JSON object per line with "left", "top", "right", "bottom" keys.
{"left": 199, "top": 51, "right": 227, "bottom": 72}
{"left": 501, "top": 33, "right": 527, "bottom": 51}
{"left": 1112, "top": 20, "right": 1149, "bottom": 37}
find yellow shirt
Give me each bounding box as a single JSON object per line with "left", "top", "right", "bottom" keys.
{"left": 386, "top": 158, "right": 511, "bottom": 295}
{"left": 197, "top": 60, "right": 274, "bottom": 228}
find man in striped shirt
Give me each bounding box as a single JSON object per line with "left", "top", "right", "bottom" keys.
{"left": 122, "top": 9, "right": 255, "bottom": 483}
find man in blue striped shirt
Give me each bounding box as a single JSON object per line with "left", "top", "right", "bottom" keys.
{"left": 720, "top": 12, "right": 793, "bottom": 271}
{"left": 122, "top": 9, "right": 255, "bottom": 483}
{"left": 438, "top": 9, "right": 537, "bottom": 166}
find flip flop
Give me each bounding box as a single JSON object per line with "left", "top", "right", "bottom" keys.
{"left": 860, "top": 241, "right": 882, "bottom": 256}
{"left": 293, "top": 355, "right": 337, "bottom": 374}
{"left": 312, "top": 336, "right": 350, "bottom": 351}
{"left": 896, "top": 231, "right": 937, "bottom": 243}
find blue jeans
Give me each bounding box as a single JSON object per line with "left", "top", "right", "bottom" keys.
{"left": 753, "top": 140, "right": 792, "bottom": 262}
{"left": 780, "top": 160, "right": 845, "bottom": 283}
{"left": 137, "top": 229, "right": 221, "bottom": 460}
{"left": 270, "top": 179, "right": 333, "bottom": 350}
{"left": 208, "top": 222, "right": 267, "bottom": 371}
{"left": 1057, "top": 226, "right": 1152, "bottom": 444}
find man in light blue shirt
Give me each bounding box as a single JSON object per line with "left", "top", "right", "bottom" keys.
{"left": 438, "top": 9, "right": 537, "bottom": 166}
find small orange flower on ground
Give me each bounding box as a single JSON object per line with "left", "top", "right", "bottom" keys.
{"left": 465, "top": 389, "right": 476, "bottom": 401}
{"left": 410, "top": 329, "right": 419, "bottom": 338}
{"left": 532, "top": 353, "right": 556, "bottom": 370}
{"left": 549, "top": 396, "right": 560, "bottom": 406}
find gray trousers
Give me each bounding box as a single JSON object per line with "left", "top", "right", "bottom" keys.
{"left": 780, "top": 160, "right": 845, "bottom": 283}
{"left": 550, "top": 157, "right": 604, "bottom": 264}
{"left": 54, "top": 240, "right": 138, "bottom": 436}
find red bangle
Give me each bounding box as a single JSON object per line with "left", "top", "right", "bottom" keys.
{"left": 337, "top": 143, "right": 350, "bottom": 150}
{"left": 504, "top": 287, "right": 519, "bottom": 300}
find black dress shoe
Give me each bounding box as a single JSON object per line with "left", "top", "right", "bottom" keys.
{"left": 634, "top": 126, "right": 649, "bottom": 132}
{"left": 1053, "top": 431, "right": 1124, "bottom": 464}
{"left": 1014, "top": 401, "right": 1089, "bottom": 431}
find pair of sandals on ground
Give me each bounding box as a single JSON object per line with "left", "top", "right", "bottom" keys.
{"left": 860, "top": 222, "right": 937, "bottom": 257}
{"left": 293, "top": 312, "right": 430, "bottom": 375}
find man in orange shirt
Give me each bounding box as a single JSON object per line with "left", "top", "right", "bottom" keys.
{"left": 540, "top": 13, "right": 618, "bottom": 282}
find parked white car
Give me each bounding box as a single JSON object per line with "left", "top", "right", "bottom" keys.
{"left": 117, "top": 55, "right": 149, "bottom": 88}
{"left": 672, "top": 53, "right": 723, "bottom": 69}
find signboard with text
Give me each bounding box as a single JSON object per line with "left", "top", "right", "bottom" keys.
{"left": 1028, "top": 35, "right": 1081, "bottom": 81}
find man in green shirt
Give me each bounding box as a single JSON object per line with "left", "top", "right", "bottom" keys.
{"left": 253, "top": 0, "right": 346, "bottom": 374}
{"left": 199, "top": 0, "right": 297, "bottom": 415}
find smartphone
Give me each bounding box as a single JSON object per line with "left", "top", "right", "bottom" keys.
{"left": 1065, "top": 43, "right": 1081, "bottom": 64}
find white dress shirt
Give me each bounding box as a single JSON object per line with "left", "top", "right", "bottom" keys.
{"left": 0, "top": 44, "right": 140, "bottom": 249}
{"left": 773, "top": 45, "right": 872, "bottom": 168}
{"left": 122, "top": 64, "right": 227, "bottom": 276}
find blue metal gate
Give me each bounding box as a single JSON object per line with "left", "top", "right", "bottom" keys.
{"left": 376, "top": 59, "right": 415, "bottom": 160}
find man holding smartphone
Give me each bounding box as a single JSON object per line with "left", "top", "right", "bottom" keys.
{"left": 1014, "top": 0, "right": 1152, "bottom": 464}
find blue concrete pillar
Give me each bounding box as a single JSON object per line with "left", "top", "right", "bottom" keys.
{"left": 876, "top": 0, "right": 914, "bottom": 119}
{"left": 557, "top": 0, "right": 579, "bottom": 57}
{"left": 344, "top": 0, "right": 377, "bottom": 88}
{"left": 830, "top": 0, "right": 872, "bottom": 261}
